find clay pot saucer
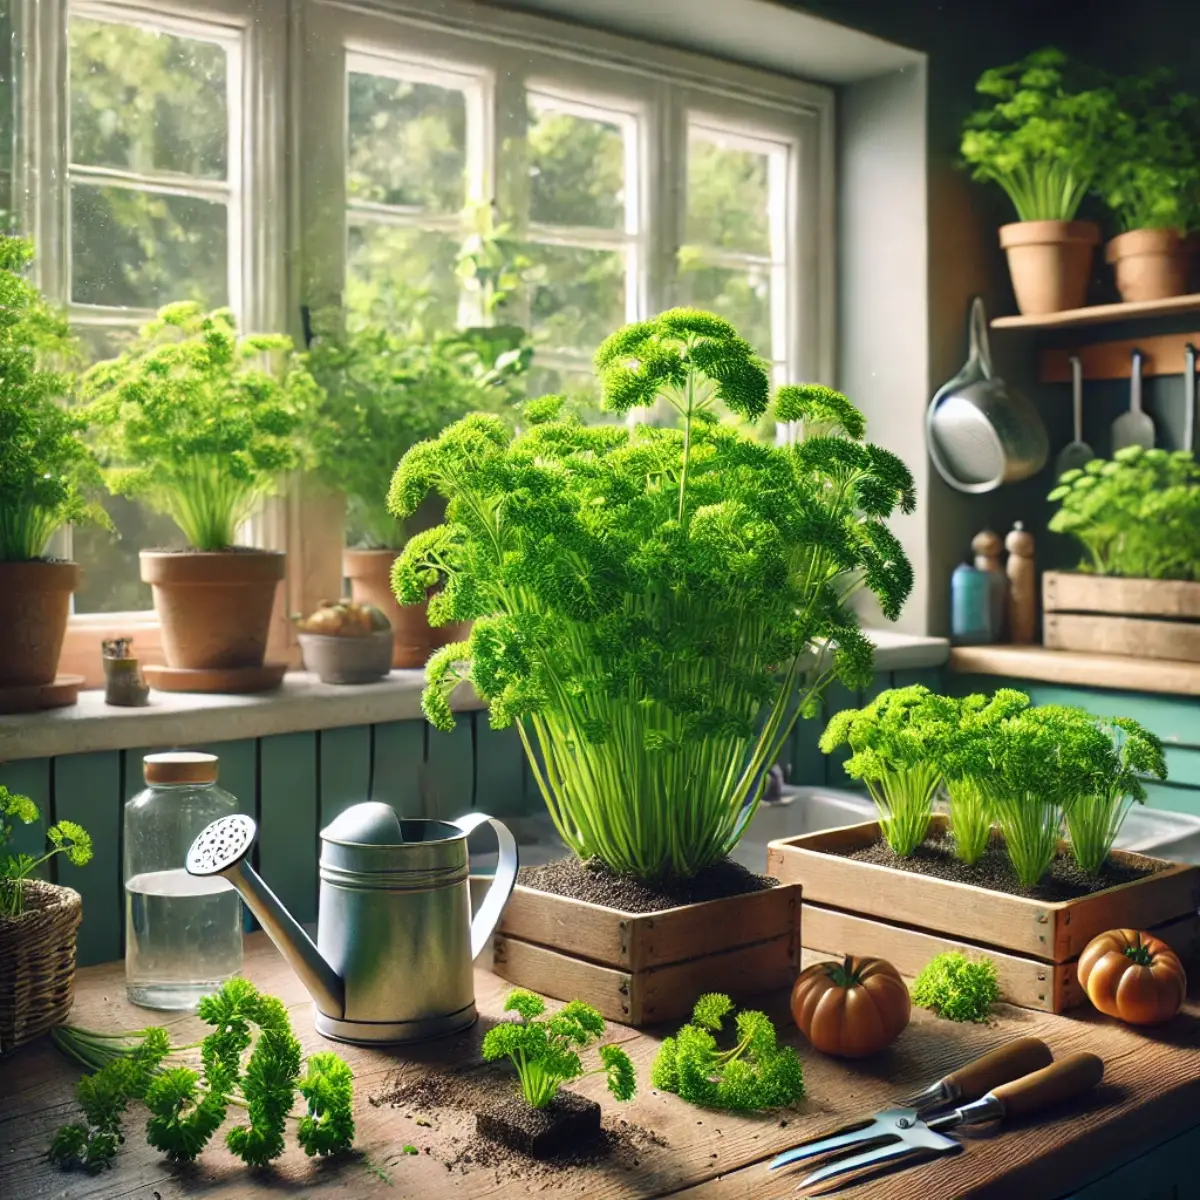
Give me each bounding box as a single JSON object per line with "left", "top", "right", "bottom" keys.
{"left": 0, "top": 674, "right": 85, "bottom": 715}
{"left": 144, "top": 662, "right": 287, "bottom": 694}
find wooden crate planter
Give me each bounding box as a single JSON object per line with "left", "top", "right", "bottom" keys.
{"left": 1043, "top": 571, "right": 1200, "bottom": 662}
{"left": 493, "top": 882, "right": 801, "bottom": 1026}
{"left": 767, "top": 816, "right": 1200, "bottom": 1014}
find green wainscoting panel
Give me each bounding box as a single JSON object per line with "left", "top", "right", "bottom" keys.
{"left": 195, "top": 740, "right": 258, "bottom": 819}
{"left": 521, "top": 728, "right": 548, "bottom": 814}
{"left": 1163, "top": 745, "right": 1200, "bottom": 788}
{"left": 318, "top": 725, "right": 372, "bottom": 826}
{"left": 258, "top": 732, "right": 319, "bottom": 926}
{"left": 890, "top": 667, "right": 944, "bottom": 690}
{"left": 0, "top": 756, "right": 51, "bottom": 867}
{"left": 786, "top": 710, "right": 826, "bottom": 787}
{"left": 474, "top": 718, "right": 526, "bottom": 817}
{"left": 1140, "top": 781, "right": 1200, "bottom": 818}
{"left": 425, "top": 718, "right": 476, "bottom": 821}
{"left": 371, "top": 721, "right": 425, "bottom": 818}
{"left": 53, "top": 751, "right": 122, "bottom": 967}
{"left": 1064, "top": 1122, "right": 1200, "bottom": 1199}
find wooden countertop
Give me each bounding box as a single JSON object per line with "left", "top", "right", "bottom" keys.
{"left": 3, "top": 933, "right": 1199, "bottom": 1199}
{"left": 949, "top": 644, "right": 1200, "bottom": 698}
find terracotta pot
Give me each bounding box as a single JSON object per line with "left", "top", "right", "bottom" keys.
{"left": 999, "top": 220, "right": 1100, "bottom": 315}
{"left": 343, "top": 548, "right": 469, "bottom": 669}
{"left": 1106, "top": 228, "right": 1190, "bottom": 303}
{"left": 141, "top": 550, "right": 284, "bottom": 670}
{"left": 298, "top": 629, "right": 393, "bottom": 684}
{"left": 0, "top": 561, "right": 79, "bottom": 688}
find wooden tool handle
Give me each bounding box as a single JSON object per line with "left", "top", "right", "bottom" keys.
{"left": 993, "top": 1053, "right": 1104, "bottom": 1121}
{"left": 945, "top": 1037, "right": 1054, "bottom": 1103}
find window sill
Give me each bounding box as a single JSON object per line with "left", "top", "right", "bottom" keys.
{"left": 0, "top": 630, "right": 948, "bottom": 763}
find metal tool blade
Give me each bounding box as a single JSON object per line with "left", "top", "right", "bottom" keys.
{"left": 795, "top": 1123, "right": 958, "bottom": 1192}
{"left": 767, "top": 1115, "right": 892, "bottom": 1170}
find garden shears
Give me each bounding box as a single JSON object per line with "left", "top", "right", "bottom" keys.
{"left": 769, "top": 1039, "right": 1104, "bottom": 1193}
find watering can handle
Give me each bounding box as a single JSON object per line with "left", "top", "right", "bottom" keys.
{"left": 967, "top": 296, "right": 994, "bottom": 381}
{"left": 455, "top": 812, "right": 520, "bottom": 960}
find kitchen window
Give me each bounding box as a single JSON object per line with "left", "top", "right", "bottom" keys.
{"left": 14, "top": 0, "right": 832, "bottom": 648}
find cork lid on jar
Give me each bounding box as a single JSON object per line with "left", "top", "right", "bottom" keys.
{"left": 143, "top": 752, "right": 218, "bottom": 786}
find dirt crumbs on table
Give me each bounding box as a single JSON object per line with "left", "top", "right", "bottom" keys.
{"left": 372, "top": 1068, "right": 668, "bottom": 1182}
{"left": 519, "top": 855, "right": 778, "bottom": 913}
{"left": 834, "top": 832, "right": 1163, "bottom": 900}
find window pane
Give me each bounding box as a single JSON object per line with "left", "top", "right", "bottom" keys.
{"left": 685, "top": 129, "right": 771, "bottom": 255}
{"left": 677, "top": 254, "right": 771, "bottom": 360}
{"left": 71, "top": 184, "right": 228, "bottom": 309}
{"left": 347, "top": 71, "right": 466, "bottom": 212}
{"left": 523, "top": 243, "right": 625, "bottom": 359}
{"left": 71, "top": 325, "right": 184, "bottom": 615}
{"left": 526, "top": 364, "right": 609, "bottom": 424}
{"left": 69, "top": 17, "right": 227, "bottom": 179}
{"left": 346, "top": 223, "right": 461, "bottom": 331}
{"left": 528, "top": 101, "right": 625, "bottom": 230}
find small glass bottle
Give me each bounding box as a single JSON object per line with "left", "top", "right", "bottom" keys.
{"left": 124, "top": 752, "right": 243, "bottom": 1010}
{"left": 950, "top": 555, "right": 995, "bottom": 645}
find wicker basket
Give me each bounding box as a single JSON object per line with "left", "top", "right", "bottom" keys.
{"left": 0, "top": 879, "right": 82, "bottom": 1054}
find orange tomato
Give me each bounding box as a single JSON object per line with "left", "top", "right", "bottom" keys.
{"left": 1076, "top": 928, "right": 1186, "bottom": 1026}
{"left": 791, "top": 955, "right": 910, "bottom": 1058}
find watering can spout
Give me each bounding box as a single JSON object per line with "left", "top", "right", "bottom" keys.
{"left": 185, "top": 814, "right": 345, "bottom": 1019}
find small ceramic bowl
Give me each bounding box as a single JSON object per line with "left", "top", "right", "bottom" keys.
{"left": 298, "top": 630, "right": 393, "bottom": 685}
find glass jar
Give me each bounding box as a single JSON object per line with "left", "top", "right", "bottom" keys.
{"left": 124, "top": 752, "right": 243, "bottom": 1009}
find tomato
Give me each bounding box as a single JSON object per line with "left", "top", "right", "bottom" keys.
{"left": 1077, "top": 928, "right": 1186, "bottom": 1026}
{"left": 791, "top": 955, "right": 910, "bottom": 1058}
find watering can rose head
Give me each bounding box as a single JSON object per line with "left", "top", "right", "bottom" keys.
{"left": 388, "top": 309, "right": 918, "bottom": 882}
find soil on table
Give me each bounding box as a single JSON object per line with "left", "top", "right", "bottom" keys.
{"left": 372, "top": 1063, "right": 667, "bottom": 1181}
{"left": 476, "top": 1089, "right": 601, "bottom": 1158}
{"left": 518, "top": 855, "right": 778, "bottom": 914}
{"left": 833, "top": 830, "right": 1164, "bottom": 901}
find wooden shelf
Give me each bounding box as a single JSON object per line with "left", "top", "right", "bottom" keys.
{"left": 948, "top": 644, "right": 1200, "bottom": 697}
{"left": 991, "top": 293, "right": 1200, "bottom": 331}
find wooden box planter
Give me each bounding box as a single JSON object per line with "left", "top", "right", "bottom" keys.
{"left": 1043, "top": 571, "right": 1200, "bottom": 662}
{"left": 767, "top": 816, "right": 1200, "bottom": 1014}
{"left": 492, "top": 882, "right": 801, "bottom": 1026}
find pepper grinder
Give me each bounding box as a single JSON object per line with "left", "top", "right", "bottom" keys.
{"left": 971, "top": 529, "right": 1007, "bottom": 642}
{"left": 1005, "top": 522, "right": 1037, "bottom": 644}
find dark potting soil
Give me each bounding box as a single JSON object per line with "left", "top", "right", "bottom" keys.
{"left": 518, "top": 855, "right": 779, "bottom": 913}
{"left": 476, "top": 1090, "right": 601, "bottom": 1158}
{"left": 372, "top": 1065, "right": 667, "bottom": 1178}
{"left": 834, "top": 831, "right": 1163, "bottom": 901}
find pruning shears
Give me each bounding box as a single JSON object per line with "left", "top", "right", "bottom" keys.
{"left": 768, "top": 1038, "right": 1104, "bottom": 1193}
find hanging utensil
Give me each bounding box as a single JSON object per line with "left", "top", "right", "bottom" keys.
{"left": 773, "top": 1052, "right": 1104, "bottom": 1195}
{"left": 1054, "top": 353, "right": 1095, "bottom": 477}
{"left": 927, "top": 296, "right": 1049, "bottom": 493}
{"left": 769, "top": 1038, "right": 1052, "bottom": 1175}
{"left": 1111, "top": 348, "right": 1155, "bottom": 452}
{"left": 1184, "top": 342, "right": 1196, "bottom": 453}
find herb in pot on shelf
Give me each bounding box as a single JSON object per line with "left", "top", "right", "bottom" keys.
{"left": 0, "top": 235, "right": 108, "bottom": 712}
{"left": 1094, "top": 69, "right": 1200, "bottom": 303}
{"left": 79, "top": 303, "right": 321, "bottom": 692}
{"left": 961, "top": 47, "right": 1115, "bottom": 314}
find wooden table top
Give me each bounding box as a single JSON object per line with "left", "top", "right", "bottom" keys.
{"left": 3, "top": 933, "right": 1200, "bottom": 1200}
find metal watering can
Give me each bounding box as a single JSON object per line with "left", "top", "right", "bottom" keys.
{"left": 185, "top": 802, "right": 518, "bottom": 1045}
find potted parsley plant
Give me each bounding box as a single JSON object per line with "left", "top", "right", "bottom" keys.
{"left": 80, "top": 303, "right": 320, "bottom": 693}
{"left": 0, "top": 235, "right": 106, "bottom": 712}
{"left": 387, "top": 308, "right": 916, "bottom": 1022}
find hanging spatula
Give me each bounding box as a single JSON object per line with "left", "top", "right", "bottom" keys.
{"left": 1111, "top": 348, "right": 1155, "bottom": 451}
{"left": 773, "top": 1052, "right": 1104, "bottom": 1194}
{"left": 1055, "top": 353, "right": 1094, "bottom": 476}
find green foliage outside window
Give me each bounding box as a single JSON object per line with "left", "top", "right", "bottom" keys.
{"left": 389, "top": 309, "right": 915, "bottom": 880}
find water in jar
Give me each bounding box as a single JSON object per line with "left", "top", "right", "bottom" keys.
{"left": 125, "top": 868, "right": 242, "bottom": 1010}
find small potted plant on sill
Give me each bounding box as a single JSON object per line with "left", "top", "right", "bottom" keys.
{"left": 1096, "top": 70, "right": 1200, "bottom": 302}
{"left": 961, "top": 47, "right": 1115, "bottom": 315}
{"left": 389, "top": 308, "right": 917, "bottom": 1023}
{"left": 80, "top": 303, "right": 321, "bottom": 694}
{"left": 0, "top": 235, "right": 107, "bottom": 714}
{"left": 294, "top": 600, "right": 393, "bottom": 685}
{"left": 1, "top": 786, "right": 93, "bottom": 1053}
{"left": 769, "top": 690, "right": 1191, "bottom": 1016}
{"left": 1045, "top": 447, "right": 1200, "bottom": 661}
{"left": 306, "top": 292, "right": 530, "bottom": 668}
